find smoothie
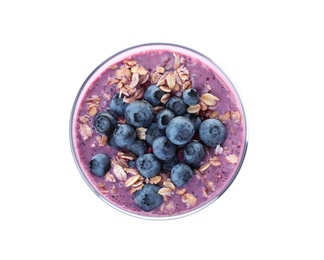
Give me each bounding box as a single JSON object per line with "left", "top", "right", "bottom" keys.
{"left": 70, "top": 43, "right": 247, "bottom": 219}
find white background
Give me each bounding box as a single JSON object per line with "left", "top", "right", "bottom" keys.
{"left": 1, "top": 0, "right": 323, "bottom": 259}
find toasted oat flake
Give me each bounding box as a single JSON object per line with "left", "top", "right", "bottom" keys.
{"left": 160, "top": 93, "right": 171, "bottom": 104}
{"left": 158, "top": 187, "right": 172, "bottom": 196}
{"left": 173, "top": 53, "right": 181, "bottom": 69}
{"left": 215, "top": 145, "right": 224, "bottom": 155}
{"left": 218, "top": 111, "right": 231, "bottom": 122}
{"left": 201, "top": 93, "right": 219, "bottom": 106}
{"left": 165, "top": 200, "right": 176, "bottom": 213}
{"left": 124, "top": 167, "right": 139, "bottom": 176}
{"left": 124, "top": 60, "right": 137, "bottom": 67}
{"left": 163, "top": 179, "right": 175, "bottom": 190}
{"left": 156, "top": 66, "right": 165, "bottom": 73}
{"left": 159, "top": 85, "right": 172, "bottom": 92}
{"left": 105, "top": 172, "right": 116, "bottom": 182}
{"left": 149, "top": 176, "right": 162, "bottom": 184}
{"left": 136, "top": 127, "right": 147, "bottom": 140}
{"left": 225, "top": 154, "right": 239, "bottom": 164}
{"left": 79, "top": 115, "right": 89, "bottom": 123}
{"left": 208, "top": 110, "right": 219, "bottom": 118}
{"left": 130, "top": 184, "right": 143, "bottom": 194}
{"left": 187, "top": 104, "right": 201, "bottom": 114}
{"left": 182, "top": 80, "right": 192, "bottom": 91}
{"left": 198, "top": 162, "right": 211, "bottom": 172}
{"left": 156, "top": 73, "right": 167, "bottom": 86}
{"left": 166, "top": 72, "right": 176, "bottom": 89}
{"left": 113, "top": 164, "right": 127, "bottom": 182}
{"left": 209, "top": 156, "right": 222, "bottom": 167}
{"left": 125, "top": 175, "right": 141, "bottom": 187}
{"left": 80, "top": 123, "right": 93, "bottom": 140}
{"left": 151, "top": 71, "right": 160, "bottom": 84}
{"left": 96, "top": 135, "right": 107, "bottom": 147}
{"left": 182, "top": 193, "right": 197, "bottom": 208}
{"left": 176, "top": 188, "right": 186, "bottom": 195}
{"left": 129, "top": 73, "right": 139, "bottom": 88}
{"left": 202, "top": 187, "right": 209, "bottom": 198}
{"left": 88, "top": 106, "right": 97, "bottom": 116}
{"left": 231, "top": 111, "right": 241, "bottom": 123}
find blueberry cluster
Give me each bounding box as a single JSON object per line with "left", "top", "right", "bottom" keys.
{"left": 89, "top": 84, "right": 227, "bottom": 212}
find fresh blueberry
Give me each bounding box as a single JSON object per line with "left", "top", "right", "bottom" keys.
{"left": 113, "top": 124, "right": 136, "bottom": 147}
{"left": 152, "top": 136, "right": 176, "bottom": 161}
{"left": 183, "top": 141, "right": 205, "bottom": 168}
{"left": 134, "top": 184, "right": 163, "bottom": 211}
{"left": 129, "top": 139, "right": 147, "bottom": 157}
{"left": 110, "top": 93, "right": 129, "bottom": 116}
{"left": 89, "top": 153, "right": 110, "bottom": 177}
{"left": 124, "top": 100, "right": 154, "bottom": 128}
{"left": 93, "top": 111, "right": 118, "bottom": 136}
{"left": 107, "top": 135, "right": 120, "bottom": 150}
{"left": 136, "top": 153, "right": 161, "bottom": 178}
{"left": 166, "top": 96, "right": 187, "bottom": 116}
{"left": 145, "top": 123, "right": 165, "bottom": 146}
{"left": 156, "top": 109, "right": 175, "bottom": 130}
{"left": 162, "top": 156, "right": 178, "bottom": 172}
{"left": 170, "top": 163, "right": 193, "bottom": 187}
{"left": 166, "top": 116, "right": 195, "bottom": 145}
{"left": 183, "top": 88, "right": 199, "bottom": 106}
{"left": 199, "top": 118, "right": 227, "bottom": 147}
{"left": 184, "top": 113, "right": 202, "bottom": 132}
{"left": 144, "top": 85, "right": 166, "bottom": 106}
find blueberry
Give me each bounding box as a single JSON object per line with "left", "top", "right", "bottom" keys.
{"left": 166, "top": 96, "right": 187, "bottom": 116}
{"left": 134, "top": 184, "right": 163, "bottom": 211}
{"left": 113, "top": 124, "right": 136, "bottom": 147}
{"left": 162, "top": 156, "right": 178, "bottom": 172}
{"left": 166, "top": 116, "right": 195, "bottom": 145}
{"left": 183, "top": 141, "right": 205, "bottom": 168}
{"left": 152, "top": 136, "right": 176, "bottom": 161}
{"left": 107, "top": 135, "right": 120, "bottom": 150}
{"left": 89, "top": 153, "right": 110, "bottom": 177}
{"left": 199, "top": 118, "right": 227, "bottom": 147}
{"left": 144, "top": 85, "right": 166, "bottom": 106}
{"left": 129, "top": 139, "right": 147, "bottom": 157}
{"left": 170, "top": 163, "right": 193, "bottom": 187}
{"left": 156, "top": 109, "right": 175, "bottom": 130}
{"left": 145, "top": 123, "right": 165, "bottom": 146}
{"left": 136, "top": 153, "right": 161, "bottom": 178}
{"left": 93, "top": 111, "right": 118, "bottom": 136}
{"left": 183, "top": 88, "right": 199, "bottom": 106}
{"left": 184, "top": 113, "right": 202, "bottom": 132}
{"left": 124, "top": 100, "right": 154, "bottom": 128}
{"left": 110, "top": 93, "right": 129, "bottom": 116}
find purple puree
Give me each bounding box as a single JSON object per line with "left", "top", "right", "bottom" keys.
{"left": 72, "top": 47, "right": 246, "bottom": 218}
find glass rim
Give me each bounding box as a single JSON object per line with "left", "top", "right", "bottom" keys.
{"left": 69, "top": 42, "right": 249, "bottom": 220}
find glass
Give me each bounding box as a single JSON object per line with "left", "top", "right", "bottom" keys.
{"left": 70, "top": 43, "right": 248, "bottom": 220}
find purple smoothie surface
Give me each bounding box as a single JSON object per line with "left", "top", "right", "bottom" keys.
{"left": 71, "top": 44, "right": 247, "bottom": 219}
